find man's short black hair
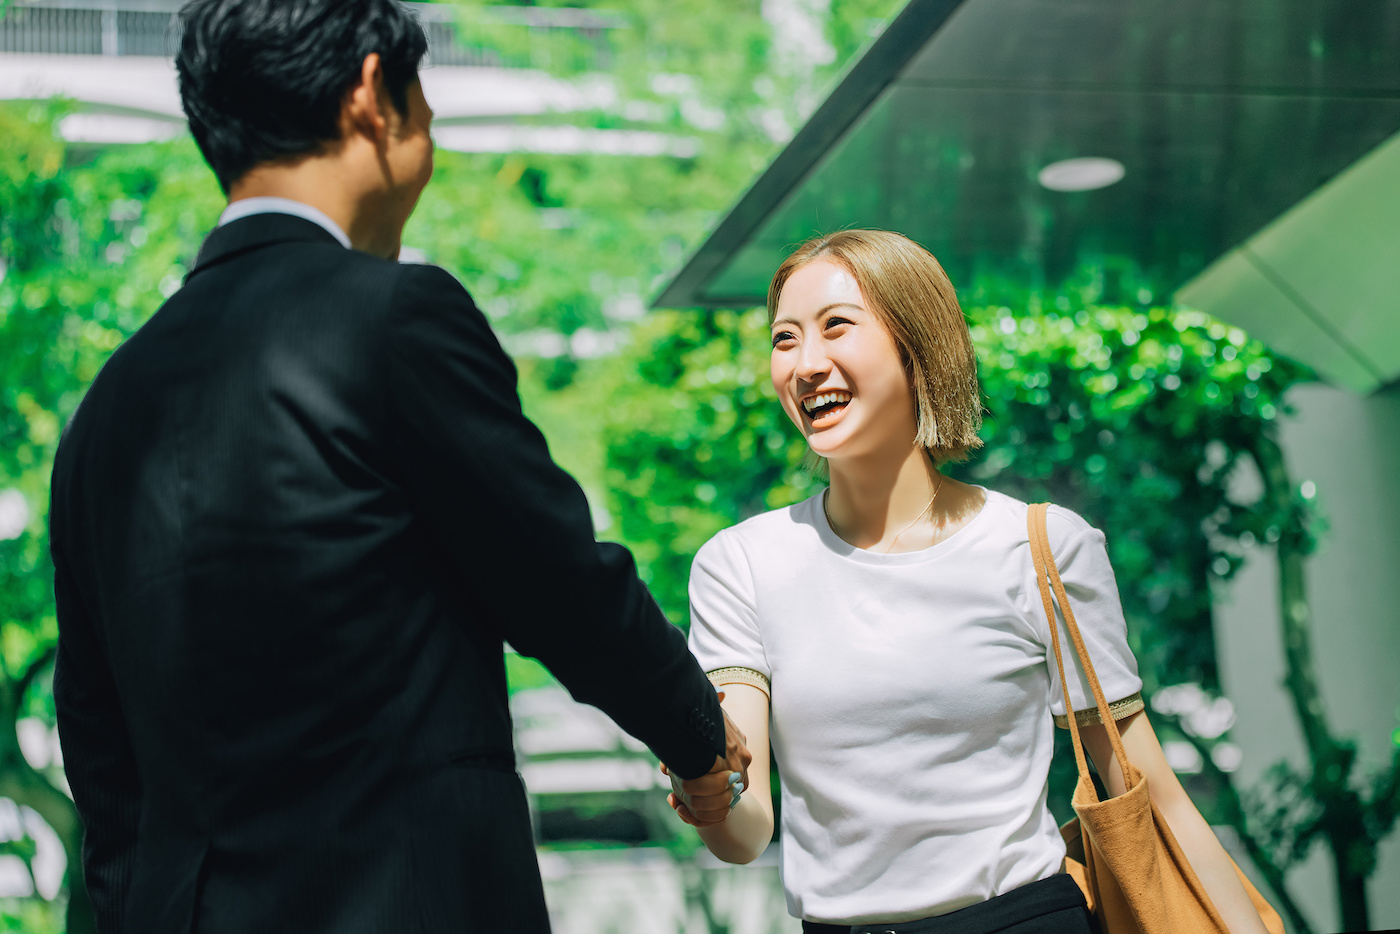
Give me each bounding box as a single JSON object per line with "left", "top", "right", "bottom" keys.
{"left": 176, "top": 0, "right": 429, "bottom": 194}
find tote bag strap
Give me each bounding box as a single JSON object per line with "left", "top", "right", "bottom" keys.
{"left": 1028, "top": 503, "right": 1140, "bottom": 798}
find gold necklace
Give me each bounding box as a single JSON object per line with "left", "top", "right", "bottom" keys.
{"left": 824, "top": 473, "right": 945, "bottom": 553}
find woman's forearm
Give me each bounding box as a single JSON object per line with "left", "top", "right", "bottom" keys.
{"left": 1083, "top": 714, "right": 1269, "bottom": 934}
{"left": 696, "top": 792, "right": 773, "bottom": 864}
{"left": 684, "top": 682, "right": 774, "bottom": 864}
{"left": 1159, "top": 798, "right": 1270, "bottom": 934}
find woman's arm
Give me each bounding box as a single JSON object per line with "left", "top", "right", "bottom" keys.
{"left": 664, "top": 683, "right": 774, "bottom": 864}
{"left": 1081, "top": 711, "right": 1269, "bottom": 934}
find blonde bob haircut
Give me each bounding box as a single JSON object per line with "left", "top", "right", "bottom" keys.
{"left": 767, "top": 229, "right": 983, "bottom": 465}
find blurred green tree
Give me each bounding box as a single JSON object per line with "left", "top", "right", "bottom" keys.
{"left": 0, "top": 99, "right": 224, "bottom": 932}
{"left": 416, "top": 0, "right": 905, "bottom": 359}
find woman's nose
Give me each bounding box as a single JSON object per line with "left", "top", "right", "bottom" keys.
{"left": 795, "top": 341, "right": 830, "bottom": 382}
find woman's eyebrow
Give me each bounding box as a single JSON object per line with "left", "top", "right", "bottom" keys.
{"left": 771, "top": 302, "right": 863, "bottom": 329}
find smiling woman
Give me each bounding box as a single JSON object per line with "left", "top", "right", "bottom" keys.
{"left": 663, "top": 230, "right": 1277, "bottom": 934}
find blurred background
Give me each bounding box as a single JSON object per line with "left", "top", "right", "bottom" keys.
{"left": 1, "top": 0, "right": 1398, "bottom": 931}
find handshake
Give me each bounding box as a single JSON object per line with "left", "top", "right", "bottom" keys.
{"left": 660, "top": 693, "right": 754, "bottom": 827}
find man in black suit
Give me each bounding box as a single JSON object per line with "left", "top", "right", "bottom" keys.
{"left": 49, "top": 1, "right": 750, "bottom": 931}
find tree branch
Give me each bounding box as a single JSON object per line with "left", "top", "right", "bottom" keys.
{"left": 0, "top": 641, "right": 93, "bottom": 932}
{"left": 1246, "top": 428, "right": 1337, "bottom": 772}
{"left": 1368, "top": 748, "right": 1400, "bottom": 842}
{"left": 1246, "top": 427, "right": 1378, "bottom": 931}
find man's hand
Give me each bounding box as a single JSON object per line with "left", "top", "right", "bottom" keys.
{"left": 715, "top": 698, "right": 752, "bottom": 789}
{"left": 660, "top": 694, "right": 753, "bottom": 826}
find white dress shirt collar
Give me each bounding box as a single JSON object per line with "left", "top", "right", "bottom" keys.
{"left": 217, "top": 197, "right": 351, "bottom": 249}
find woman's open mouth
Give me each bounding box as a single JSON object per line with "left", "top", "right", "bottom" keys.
{"left": 801, "top": 390, "right": 852, "bottom": 424}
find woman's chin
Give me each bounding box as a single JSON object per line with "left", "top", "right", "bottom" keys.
{"left": 804, "top": 434, "right": 846, "bottom": 461}
{"left": 806, "top": 423, "right": 918, "bottom": 465}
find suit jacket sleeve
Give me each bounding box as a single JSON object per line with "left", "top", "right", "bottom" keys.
{"left": 383, "top": 264, "right": 725, "bottom": 780}
{"left": 51, "top": 485, "right": 142, "bottom": 933}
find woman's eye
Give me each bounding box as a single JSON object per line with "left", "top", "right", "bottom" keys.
{"left": 824, "top": 316, "right": 852, "bottom": 331}
{"left": 771, "top": 330, "right": 796, "bottom": 347}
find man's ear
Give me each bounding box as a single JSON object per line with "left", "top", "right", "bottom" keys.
{"left": 343, "top": 52, "right": 388, "bottom": 143}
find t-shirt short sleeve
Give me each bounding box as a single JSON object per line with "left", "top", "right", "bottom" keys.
{"left": 1033, "top": 506, "right": 1143, "bottom": 725}
{"left": 688, "top": 530, "right": 770, "bottom": 688}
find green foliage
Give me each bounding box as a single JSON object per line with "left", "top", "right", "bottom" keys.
{"left": 0, "top": 101, "right": 222, "bottom": 931}
{"left": 419, "top": 0, "right": 907, "bottom": 358}
{"left": 0, "top": 101, "right": 68, "bottom": 276}
{"left": 602, "top": 308, "right": 821, "bottom": 624}
{"left": 405, "top": 149, "right": 740, "bottom": 343}
{"left": 827, "top": 0, "right": 903, "bottom": 61}
{"left": 0, "top": 897, "right": 64, "bottom": 933}
{"left": 0, "top": 102, "right": 221, "bottom": 692}
{"left": 1245, "top": 760, "right": 1327, "bottom": 871}
{"left": 959, "top": 303, "right": 1306, "bottom": 690}
{"left": 505, "top": 651, "right": 557, "bottom": 693}
{"left": 401, "top": 0, "right": 906, "bottom": 619}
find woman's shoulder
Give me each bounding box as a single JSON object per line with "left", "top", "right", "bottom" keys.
{"left": 974, "top": 487, "right": 1101, "bottom": 548}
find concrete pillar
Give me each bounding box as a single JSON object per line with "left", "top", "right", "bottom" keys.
{"left": 1214, "top": 382, "right": 1400, "bottom": 932}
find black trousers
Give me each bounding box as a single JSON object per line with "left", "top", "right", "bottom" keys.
{"left": 800, "top": 874, "right": 1099, "bottom": 934}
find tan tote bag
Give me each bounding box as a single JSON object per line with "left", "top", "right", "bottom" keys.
{"left": 1027, "top": 503, "right": 1284, "bottom": 934}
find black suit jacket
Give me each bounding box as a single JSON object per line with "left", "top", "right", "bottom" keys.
{"left": 50, "top": 214, "right": 726, "bottom": 933}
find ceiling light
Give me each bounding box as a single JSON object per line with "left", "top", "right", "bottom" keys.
{"left": 1037, "top": 157, "right": 1125, "bottom": 192}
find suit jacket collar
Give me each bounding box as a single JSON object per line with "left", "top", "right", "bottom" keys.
{"left": 188, "top": 213, "right": 346, "bottom": 282}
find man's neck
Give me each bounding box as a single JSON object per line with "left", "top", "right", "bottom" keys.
{"left": 228, "top": 158, "right": 395, "bottom": 258}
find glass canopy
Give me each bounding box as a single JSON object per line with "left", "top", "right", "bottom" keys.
{"left": 657, "top": 0, "right": 1400, "bottom": 391}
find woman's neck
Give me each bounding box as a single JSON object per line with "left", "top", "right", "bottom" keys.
{"left": 824, "top": 445, "right": 942, "bottom": 552}
{"left": 824, "top": 446, "right": 986, "bottom": 554}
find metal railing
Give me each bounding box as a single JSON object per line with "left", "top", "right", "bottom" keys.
{"left": 0, "top": 0, "right": 625, "bottom": 69}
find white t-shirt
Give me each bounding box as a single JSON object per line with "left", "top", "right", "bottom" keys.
{"left": 687, "top": 488, "right": 1142, "bottom": 925}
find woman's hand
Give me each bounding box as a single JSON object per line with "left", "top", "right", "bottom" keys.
{"left": 659, "top": 760, "right": 741, "bottom": 826}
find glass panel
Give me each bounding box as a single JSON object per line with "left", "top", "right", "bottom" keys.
{"left": 706, "top": 74, "right": 1400, "bottom": 301}
{"left": 698, "top": 0, "right": 1400, "bottom": 304}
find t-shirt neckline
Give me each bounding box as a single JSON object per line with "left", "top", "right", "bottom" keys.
{"left": 811, "top": 484, "right": 995, "bottom": 566}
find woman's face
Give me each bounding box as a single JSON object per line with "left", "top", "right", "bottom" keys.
{"left": 770, "top": 260, "right": 918, "bottom": 462}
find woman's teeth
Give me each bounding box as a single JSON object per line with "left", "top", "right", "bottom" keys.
{"left": 802, "top": 391, "right": 852, "bottom": 417}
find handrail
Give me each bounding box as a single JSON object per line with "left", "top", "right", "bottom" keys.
{"left": 0, "top": 1, "right": 624, "bottom": 66}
